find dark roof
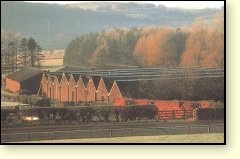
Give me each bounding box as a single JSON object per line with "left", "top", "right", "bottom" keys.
{"left": 72, "top": 74, "right": 79, "bottom": 82}
{"left": 115, "top": 81, "right": 142, "bottom": 99}
{"left": 7, "top": 67, "right": 44, "bottom": 83}
{"left": 91, "top": 76, "right": 101, "bottom": 88}
{"left": 53, "top": 74, "right": 61, "bottom": 84}
{"left": 46, "top": 74, "right": 53, "bottom": 83}
{"left": 102, "top": 77, "right": 115, "bottom": 92}
{"left": 64, "top": 73, "right": 71, "bottom": 81}
{"left": 81, "top": 75, "right": 89, "bottom": 87}
{"left": 68, "top": 74, "right": 80, "bottom": 85}
{"left": 56, "top": 74, "right": 62, "bottom": 83}
{"left": 57, "top": 66, "right": 92, "bottom": 72}
{"left": 50, "top": 75, "right": 55, "bottom": 82}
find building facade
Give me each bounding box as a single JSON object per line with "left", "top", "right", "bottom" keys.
{"left": 6, "top": 67, "right": 44, "bottom": 94}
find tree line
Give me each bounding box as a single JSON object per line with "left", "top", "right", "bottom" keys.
{"left": 64, "top": 13, "right": 224, "bottom": 69}
{"left": 137, "top": 77, "right": 224, "bottom": 102}
{"left": 1, "top": 31, "right": 44, "bottom": 74}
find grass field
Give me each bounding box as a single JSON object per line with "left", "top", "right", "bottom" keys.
{"left": 1, "top": 102, "right": 23, "bottom": 107}
{"left": 1, "top": 89, "right": 15, "bottom": 97}
{"left": 42, "top": 58, "right": 63, "bottom": 66}
{"left": 16, "top": 133, "right": 224, "bottom": 143}
{"left": 42, "top": 52, "right": 64, "bottom": 66}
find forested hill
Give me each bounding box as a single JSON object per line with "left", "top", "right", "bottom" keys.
{"left": 64, "top": 17, "right": 224, "bottom": 69}
{"left": 1, "top": 1, "right": 223, "bottom": 50}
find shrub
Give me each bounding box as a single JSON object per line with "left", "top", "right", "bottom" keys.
{"left": 196, "top": 108, "right": 224, "bottom": 120}
{"left": 1, "top": 109, "right": 18, "bottom": 122}
{"left": 115, "top": 105, "right": 158, "bottom": 121}
{"left": 35, "top": 98, "right": 51, "bottom": 107}
{"left": 115, "top": 106, "right": 128, "bottom": 122}
{"left": 74, "top": 107, "right": 94, "bottom": 123}
{"left": 95, "top": 106, "right": 113, "bottom": 122}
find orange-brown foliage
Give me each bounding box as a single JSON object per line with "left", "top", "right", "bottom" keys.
{"left": 134, "top": 28, "right": 172, "bottom": 67}
{"left": 181, "top": 13, "right": 224, "bottom": 68}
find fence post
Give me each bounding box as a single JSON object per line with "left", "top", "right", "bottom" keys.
{"left": 69, "top": 131, "right": 72, "bottom": 139}
{"left": 208, "top": 126, "right": 211, "bottom": 133}
{"left": 172, "top": 111, "right": 175, "bottom": 120}
{"left": 130, "top": 129, "right": 132, "bottom": 136}
{"left": 169, "top": 127, "right": 172, "bottom": 135}
{"left": 29, "top": 133, "right": 31, "bottom": 141}
{"left": 109, "top": 130, "right": 112, "bottom": 138}
{"left": 188, "top": 125, "right": 191, "bottom": 133}
{"left": 193, "top": 108, "right": 198, "bottom": 121}
{"left": 149, "top": 129, "right": 152, "bottom": 136}
{"left": 18, "top": 106, "right": 21, "bottom": 120}
{"left": 89, "top": 130, "right": 92, "bottom": 137}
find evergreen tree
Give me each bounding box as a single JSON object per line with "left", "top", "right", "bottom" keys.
{"left": 18, "top": 38, "right": 29, "bottom": 67}
{"left": 35, "top": 44, "right": 45, "bottom": 68}
{"left": 27, "top": 37, "right": 45, "bottom": 68}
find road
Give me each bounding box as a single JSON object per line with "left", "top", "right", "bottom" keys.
{"left": 1, "top": 120, "right": 224, "bottom": 143}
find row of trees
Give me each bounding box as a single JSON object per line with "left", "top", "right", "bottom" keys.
{"left": 134, "top": 28, "right": 188, "bottom": 67}
{"left": 18, "top": 38, "right": 44, "bottom": 68}
{"left": 64, "top": 27, "right": 141, "bottom": 68}
{"left": 134, "top": 16, "right": 224, "bottom": 68}
{"left": 64, "top": 12, "right": 224, "bottom": 69}
{"left": 137, "top": 77, "right": 224, "bottom": 102}
{"left": 181, "top": 16, "right": 224, "bottom": 68}
{"left": 1, "top": 31, "right": 44, "bottom": 74}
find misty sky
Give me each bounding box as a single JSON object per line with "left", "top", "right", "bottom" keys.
{"left": 26, "top": 1, "right": 224, "bottom": 9}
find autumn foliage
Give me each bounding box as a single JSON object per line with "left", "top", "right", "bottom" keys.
{"left": 64, "top": 12, "right": 224, "bottom": 69}
{"left": 181, "top": 14, "right": 224, "bottom": 68}
{"left": 134, "top": 28, "right": 188, "bottom": 67}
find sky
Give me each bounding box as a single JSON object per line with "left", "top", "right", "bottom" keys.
{"left": 26, "top": 1, "right": 224, "bottom": 9}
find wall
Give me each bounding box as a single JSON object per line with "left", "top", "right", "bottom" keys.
{"left": 86, "top": 77, "right": 96, "bottom": 102}
{"left": 41, "top": 75, "right": 48, "bottom": 97}
{"left": 109, "top": 81, "right": 122, "bottom": 102}
{"left": 5, "top": 77, "right": 21, "bottom": 93}
{"left": 96, "top": 78, "right": 109, "bottom": 102}
{"left": 6, "top": 74, "right": 42, "bottom": 95}
{"left": 68, "top": 77, "right": 77, "bottom": 102}
{"left": 53, "top": 78, "right": 60, "bottom": 100}
{"left": 76, "top": 78, "right": 86, "bottom": 102}
{"left": 60, "top": 75, "right": 69, "bottom": 102}
{"left": 46, "top": 75, "right": 52, "bottom": 98}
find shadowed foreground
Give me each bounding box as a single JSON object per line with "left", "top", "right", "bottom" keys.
{"left": 14, "top": 133, "right": 224, "bottom": 143}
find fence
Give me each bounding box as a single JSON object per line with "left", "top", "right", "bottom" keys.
{"left": 1, "top": 124, "right": 224, "bottom": 143}
{"left": 158, "top": 110, "right": 193, "bottom": 120}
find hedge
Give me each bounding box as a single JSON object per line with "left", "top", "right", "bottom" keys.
{"left": 1, "top": 109, "right": 18, "bottom": 121}
{"left": 1, "top": 105, "right": 158, "bottom": 125}
{"left": 196, "top": 108, "right": 224, "bottom": 120}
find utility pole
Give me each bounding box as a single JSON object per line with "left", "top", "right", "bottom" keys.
{"left": 15, "top": 41, "right": 18, "bottom": 71}
{"left": 47, "top": 20, "right": 50, "bottom": 50}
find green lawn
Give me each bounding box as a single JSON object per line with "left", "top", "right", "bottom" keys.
{"left": 1, "top": 89, "right": 15, "bottom": 96}
{"left": 1, "top": 89, "right": 26, "bottom": 107}
{"left": 16, "top": 133, "right": 224, "bottom": 143}
{"left": 1, "top": 102, "right": 22, "bottom": 107}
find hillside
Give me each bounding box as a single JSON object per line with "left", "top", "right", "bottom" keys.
{"left": 1, "top": 1, "right": 223, "bottom": 50}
